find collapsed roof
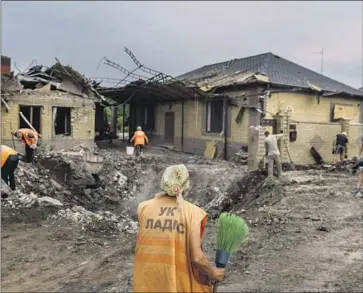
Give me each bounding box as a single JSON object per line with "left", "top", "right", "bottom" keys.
{"left": 93, "top": 48, "right": 222, "bottom": 104}
{"left": 177, "top": 52, "right": 363, "bottom": 98}
{"left": 1, "top": 60, "right": 114, "bottom": 106}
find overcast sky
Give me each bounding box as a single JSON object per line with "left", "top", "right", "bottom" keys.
{"left": 2, "top": 1, "right": 363, "bottom": 88}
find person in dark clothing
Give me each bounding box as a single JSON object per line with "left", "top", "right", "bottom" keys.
{"left": 333, "top": 132, "right": 348, "bottom": 163}
{"left": 1, "top": 145, "right": 24, "bottom": 191}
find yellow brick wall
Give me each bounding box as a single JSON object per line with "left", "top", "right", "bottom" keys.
{"left": 288, "top": 122, "right": 341, "bottom": 165}
{"left": 1, "top": 93, "right": 95, "bottom": 142}
{"left": 348, "top": 123, "right": 363, "bottom": 157}
{"left": 266, "top": 92, "right": 361, "bottom": 123}
{"left": 154, "top": 100, "right": 249, "bottom": 143}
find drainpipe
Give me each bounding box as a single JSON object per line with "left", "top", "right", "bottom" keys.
{"left": 223, "top": 97, "right": 228, "bottom": 160}
{"left": 181, "top": 100, "right": 185, "bottom": 151}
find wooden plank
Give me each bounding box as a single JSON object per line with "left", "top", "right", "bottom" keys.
{"left": 204, "top": 141, "right": 216, "bottom": 159}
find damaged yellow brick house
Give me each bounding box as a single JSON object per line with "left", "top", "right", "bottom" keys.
{"left": 1, "top": 58, "right": 111, "bottom": 151}
{"left": 102, "top": 52, "right": 363, "bottom": 166}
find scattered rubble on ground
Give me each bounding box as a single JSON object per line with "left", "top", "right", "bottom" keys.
{"left": 1, "top": 145, "right": 362, "bottom": 292}
{"left": 50, "top": 206, "right": 138, "bottom": 234}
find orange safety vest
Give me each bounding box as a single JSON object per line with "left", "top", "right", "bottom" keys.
{"left": 134, "top": 195, "right": 212, "bottom": 293}
{"left": 132, "top": 130, "right": 147, "bottom": 146}
{"left": 17, "top": 128, "right": 38, "bottom": 146}
{"left": 1, "top": 145, "right": 18, "bottom": 168}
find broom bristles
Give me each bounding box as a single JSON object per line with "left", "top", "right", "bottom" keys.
{"left": 216, "top": 212, "right": 249, "bottom": 254}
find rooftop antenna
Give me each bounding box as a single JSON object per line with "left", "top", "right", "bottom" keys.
{"left": 313, "top": 48, "right": 324, "bottom": 75}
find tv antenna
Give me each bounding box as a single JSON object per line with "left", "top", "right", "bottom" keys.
{"left": 313, "top": 48, "right": 324, "bottom": 75}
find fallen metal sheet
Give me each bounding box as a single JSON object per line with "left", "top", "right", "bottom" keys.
{"left": 254, "top": 74, "right": 270, "bottom": 83}
{"left": 197, "top": 72, "right": 269, "bottom": 92}
{"left": 307, "top": 82, "right": 322, "bottom": 92}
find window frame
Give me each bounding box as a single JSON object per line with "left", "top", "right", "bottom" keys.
{"left": 18, "top": 105, "right": 42, "bottom": 134}
{"left": 205, "top": 100, "right": 224, "bottom": 134}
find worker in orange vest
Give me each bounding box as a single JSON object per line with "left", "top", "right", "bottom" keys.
{"left": 13, "top": 128, "right": 38, "bottom": 163}
{"left": 1, "top": 145, "right": 23, "bottom": 191}
{"left": 130, "top": 126, "right": 149, "bottom": 156}
{"left": 133, "top": 164, "right": 225, "bottom": 292}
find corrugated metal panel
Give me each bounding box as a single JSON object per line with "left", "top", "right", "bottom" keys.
{"left": 178, "top": 53, "right": 363, "bottom": 97}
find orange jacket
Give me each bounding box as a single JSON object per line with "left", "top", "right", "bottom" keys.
{"left": 16, "top": 128, "right": 38, "bottom": 146}
{"left": 134, "top": 195, "right": 212, "bottom": 292}
{"left": 131, "top": 130, "right": 148, "bottom": 146}
{"left": 1, "top": 145, "right": 18, "bottom": 168}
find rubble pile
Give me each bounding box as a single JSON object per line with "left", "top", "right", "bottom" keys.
{"left": 233, "top": 148, "right": 248, "bottom": 165}
{"left": 10, "top": 162, "right": 72, "bottom": 207}
{"left": 50, "top": 206, "right": 138, "bottom": 234}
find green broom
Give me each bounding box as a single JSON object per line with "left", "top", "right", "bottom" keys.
{"left": 213, "top": 212, "right": 249, "bottom": 292}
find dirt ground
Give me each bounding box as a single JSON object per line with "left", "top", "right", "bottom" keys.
{"left": 1, "top": 145, "right": 362, "bottom": 292}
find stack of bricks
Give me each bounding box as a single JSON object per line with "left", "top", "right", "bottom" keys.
{"left": 258, "top": 125, "right": 266, "bottom": 162}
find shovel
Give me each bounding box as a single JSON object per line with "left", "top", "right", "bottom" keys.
{"left": 258, "top": 155, "right": 266, "bottom": 171}
{"left": 283, "top": 139, "right": 295, "bottom": 170}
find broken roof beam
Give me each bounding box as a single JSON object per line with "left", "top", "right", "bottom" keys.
{"left": 124, "top": 47, "right": 203, "bottom": 99}
{"left": 1, "top": 97, "right": 10, "bottom": 112}
{"left": 103, "top": 57, "right": 149, "bottom": 80}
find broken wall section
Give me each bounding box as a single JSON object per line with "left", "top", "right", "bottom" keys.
{"left": 1, "top": 91, "right": 95, "bottom": 151}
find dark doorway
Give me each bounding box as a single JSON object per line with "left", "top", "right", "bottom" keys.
{"left": 164, "top": 112, "right": 175, "bottom": 144}
{"left": 54, "top": 107, "right": 72, "bottom": 135}
{"left": 19, "top": 105, "right": 41, "bottom": 133}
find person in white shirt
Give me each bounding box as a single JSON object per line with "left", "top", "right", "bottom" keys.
{"left": 264, "top": 131, "right": 284, "bottom": 178}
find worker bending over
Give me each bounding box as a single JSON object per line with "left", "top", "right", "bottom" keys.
{"left": 333, "top": 132, "right": 348, "bottom": 163}
{"left": 130, "top": 126, "right": 149, "bottom": 156}
{"left": 134, "top": 164, "right": 224, "bottom": 292}
{"left": 264, "top": 131, "right": 284, "bottom": 178}
{"left": 13, "top": 128, "right": 38, "bottom": 163}
{"left": 1, "top": 145, "right": 23, "bottom": 191}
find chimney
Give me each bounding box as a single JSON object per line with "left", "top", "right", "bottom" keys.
{"left": 1, "top": 55, "right": 11, "bottom": 75}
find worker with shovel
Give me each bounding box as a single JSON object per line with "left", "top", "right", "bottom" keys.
{"left": 1, "top": 145, "right": 24, "bottom": 191}
{"left": 264, "top": 130, "right": 284, "bottom": 178}
{"left": 133, "top": 164, "right": 224, "bottom": 292}
{"left": 12, "top": 128, "right": 39, "bottom": 163}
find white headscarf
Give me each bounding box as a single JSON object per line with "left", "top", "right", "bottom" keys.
{"left": 156, "top": 164, "right": 190, "bottom": 211}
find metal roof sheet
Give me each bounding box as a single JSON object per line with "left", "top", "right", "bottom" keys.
{"left": 178, "top": 53, "right": 363, "bottom": 97}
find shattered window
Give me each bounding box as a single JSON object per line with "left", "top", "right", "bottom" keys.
{"left": 206, "top": 100, "right": 223, "bottom": 133}
{"left": 19, "top": 105, "right": 42, "bottom": 133}
{"left": 53, "top": 107, "right": 72, "bottom": 136}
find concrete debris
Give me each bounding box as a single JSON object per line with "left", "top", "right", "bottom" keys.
{"left": 2, "top": 190, "right": 39, "bottom": 208}
{"left": 50, "top": 206, "right": 138, "bottom": 234}
{"left": 38, "top": 196, "right": 63, "bottom": 207}
{"left": 233, "top": 148, "right": 248, "bottom": 165}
